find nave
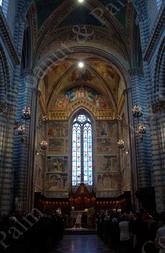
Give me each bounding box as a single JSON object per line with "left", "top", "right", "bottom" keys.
{"left": 51, "top": 235, "right": 112, "bottom": 253}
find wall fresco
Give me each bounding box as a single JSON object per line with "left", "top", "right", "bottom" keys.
{"left": 48, "top": 121, "right": 68, "bottom": 154}
{"left": 45, "top": 173, "right": 68, "bottom": 192}
{"left": 47, "top": 156, "right": 68, "bottom": 172}
{"left": 48, "top": 138, "right": 65, "bottom": 153}
{"left": 48, "top": 86, "right": 114, "bottom": 120}
{"left": 48, "top": 121, "right": 68, "bottom": 137}
{"left": 96, "top": 121, "right": 118, "bottom": 154}
{"left": 45, "top": 156, "right": 68, "bottom": 192}
{"left": 96, "top": 155, "right": 120, "bottom": 192}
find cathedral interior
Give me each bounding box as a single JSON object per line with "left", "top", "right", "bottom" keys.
{"left": 0, "top": 0, "right": 165, "bottom": 252}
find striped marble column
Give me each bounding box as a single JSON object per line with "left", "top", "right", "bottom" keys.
{"left": 151, "top": 110, "right": 165, "bottom": 212}
{"left": 129, "top": 69, "right": 152, "bottom": 192}
{"left": 13, "top": 72, "right": 38, "bottom": 213}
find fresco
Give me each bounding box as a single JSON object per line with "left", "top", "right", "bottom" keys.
{"left": 47, "top": 156, "right": 68, "bottom": 172}
{"left": 96, "top": 121, "right": 118, "bottom": 154}
{"left": 48, "top": 121, "right": 68, "bottom": 154}
{"left": 48, "top": 121, "right": 68, "bottom": 137}
{"left": 69, "top": 69, "right": 93, "bottom": 82}
{"left": 96, "top": 155, "right": 119, "bottom": 191}
{"left": 46, "top": 156, "right": 68, "bottom": 192}
{"left": 96, "top": 121, "right": 117, "bottom": 138}
{"left": 48, "top": 139, "right": 65, "bottom": 153}
{"left": 45, "top": 173, "right": 68, "bottom": 192}
{"left": 49, "top": 86, "right": 112, "bottom": 111}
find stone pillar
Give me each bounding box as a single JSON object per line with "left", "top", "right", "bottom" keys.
{"left": 13, "top": 72, "right": 38, "bottom": 213}
{"left": 123, "top": 86, "right": 138, "bottom": 211}
{"left": 0, "top": 103, "right": 15, "bottom": 215}
{"left": 129, "top": 69, "right": 153, "bottom": 211}
{"left": 132, "top": 1, "right": 156, "bottom": 211}
{"left": 0, "top": 0, "right": 27, "bottom": 215}
{"left": 151, "top": 108, "right": 165, "bottom": 212}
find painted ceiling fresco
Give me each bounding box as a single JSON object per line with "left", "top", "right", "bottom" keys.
{"left": 39, "top": 58, "right": 122, "bottom": 109}
{"left": 34, "top": 0, "right": 128, "bottom": 29}
{"left": 48, "top": 86, "right": 114, "bottom": 120}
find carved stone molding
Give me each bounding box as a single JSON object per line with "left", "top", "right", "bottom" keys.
{"left": 0, "top": 9, "right": 19, "bottom": 64}
{"left": 144, "top": 4, "right": 165, "bottom": 61}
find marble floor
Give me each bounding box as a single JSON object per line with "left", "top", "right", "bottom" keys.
{"left": 51, "top": 235, "right": 114, "bottom": 253}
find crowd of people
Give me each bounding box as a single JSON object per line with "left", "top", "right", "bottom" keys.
{"left": 0, "top": 210, "right": 64, "bottom": 253}
{"left": 1, "top": 207, "right": 165, "bottom": 253}
{"left": 96, "top": 208, "right": 165, "bottom": 253}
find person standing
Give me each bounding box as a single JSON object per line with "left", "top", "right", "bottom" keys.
{"left": 155, "top": 212, "right": 165, "bottom": 253}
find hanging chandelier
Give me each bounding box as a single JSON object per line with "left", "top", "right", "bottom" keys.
{"left": 40, "top": 140, "right": 48, "bottom": 150}
{"left": 42, "top": 114, "right": 48, "bottom": 122}
{"left": 136, "top": 124, "right": 146, "bottom": 137}
{"left": 117, "top": 139, "right": 125, "bottom": 149}
{"left": 132, "top": 105, "right": 143, "bottom": 117}
{"left": 22, "top": 106, "right": 31, "bottom": 119}
{"left": 17, "top": 124, "right": 26, "bottom": 135}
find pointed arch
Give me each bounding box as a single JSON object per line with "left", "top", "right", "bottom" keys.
{"left": 0, "top": 47, "right": 10, "bottom": 103}
{"left": 71, "top": 109, "right": 94, "bottom": 186}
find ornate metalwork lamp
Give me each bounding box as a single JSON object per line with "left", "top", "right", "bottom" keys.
{"left": 136, "top": 123, "right": 146, "bottom": 137}
{"left": 117, "top": 139, "right": 125, "bottom": 149}
{"left": 132, "top": 105, "right": 143, "bottom": 117}
{"left": 17, "top": 124, "right": 26, "bottom": 135}
{"left": 22, "top": 106, "right": 31, "bottom": 119}
{"left": 40, "top": 140, "right": 48, "bottom": 150}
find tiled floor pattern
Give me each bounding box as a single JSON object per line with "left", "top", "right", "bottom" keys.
{"left": 51, "top": 235, "right": 114, "bottom": 253}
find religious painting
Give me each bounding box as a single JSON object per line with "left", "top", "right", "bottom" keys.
{"left": 96, "top": 138, "right": 113, "bottom": 153}
{"left": 47, "top": 156, "right": 68, "bottom": 173}
{"left": 48, "top": 121, "right": 68, "bottom": 137}
{"left": 49, "top": 86, "right": 112, "bottom": 113}
{"left": 69, "top": 69, "right": 93, "bottom": 82}
{"left": 97, "top": 173, "right": 112, "bottom": 190}
{"left": 96, "top": 155, "right": 119, "bottom": 191}
{"left": 96, "top": 155, "right": 117, "bottom": 173}
{"left": 53, "top": 96, "right": 69, "bottom": 110}
{"left": 96, "top": 121, "right": 117, "bottom": 138}
{"left": 45, "top": 173, "right": 68, "bottom": 192}
{"left": 48, "top": 139, "right": 65, "bottom": 153}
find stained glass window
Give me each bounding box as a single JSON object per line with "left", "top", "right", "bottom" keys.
{"left": 72, "top": 113, "right": 93, "bottom": 186}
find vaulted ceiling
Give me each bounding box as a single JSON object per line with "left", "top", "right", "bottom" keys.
{"left": 27, "top": 0, "right": 140, "bottom": 116}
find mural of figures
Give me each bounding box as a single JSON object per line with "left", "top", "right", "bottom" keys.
{"left": 97, "top": 173, "right": 112, "bottom": 189}
{"left": 96, "top": 121, "right": 117, "bottom": 138}
{"left": 47, "top": 156, "right": 68, "bottom": 172}
{"left": 96, "top": 138, "right": 113, "bottom": 153}
{"left": 69, "top": 69, "right": 93, "bottom": 82}
{"left": 45, "top": 173, "right": 68, "bottom": 191}
{"left": 48, "top": 139, "right": 65, "bottom": 153}
{"left": 48, "top": 121, "right": 68, "bottom": 154}
{"left": 96, "top": 155, "right": 120, "bottom": 192}
{"left": 46, "top": 156, "right": 68, "bottom": 193}
{"left": 49, "top": 86, "right": 113, "bottom": 113}
{"left": 48, "top": 121, "right": 68, "bottom": 137}
{"left": 96, "top": 121, "right": 118, "bottom": 154}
